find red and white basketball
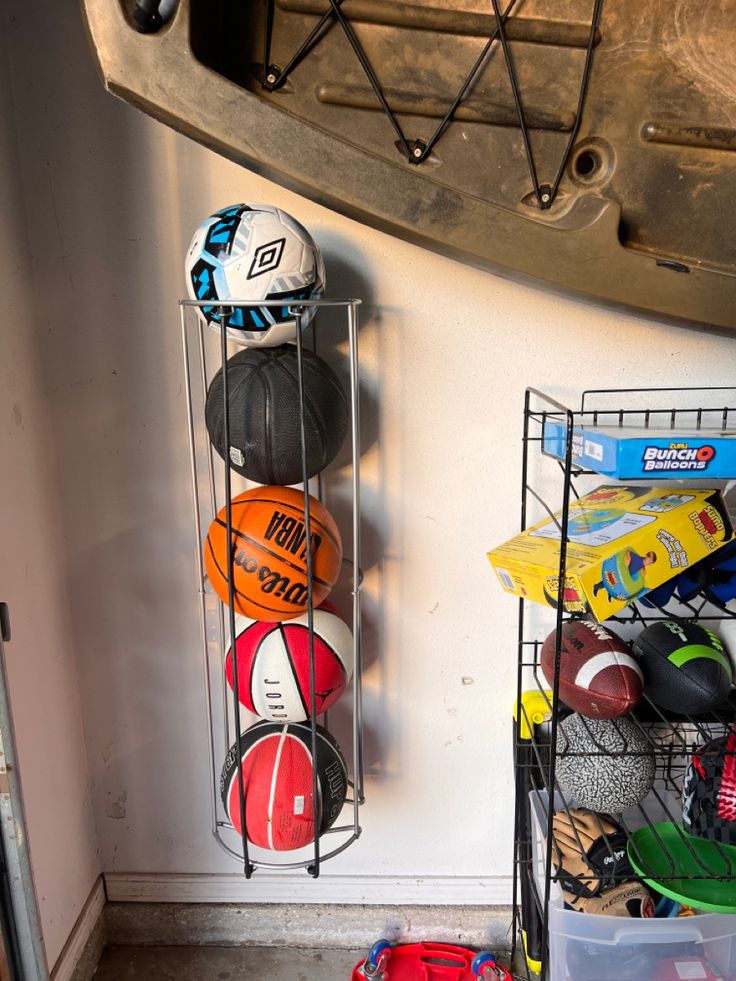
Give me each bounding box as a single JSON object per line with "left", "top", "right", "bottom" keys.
{"left": 540, "top": 620, "right": 643, "bottom": 719}
{"left": 224, "top": 604, "right": 353, "bottom": 722}
{"left": 220, "top": 721, "right": 348, "bottom": 850}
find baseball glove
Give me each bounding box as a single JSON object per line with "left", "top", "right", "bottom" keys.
{"left": 565, "top": 880, "right": 655, "bottom": 917}
{"left": 551, "top": 808, "right": 635, "bottom": 898}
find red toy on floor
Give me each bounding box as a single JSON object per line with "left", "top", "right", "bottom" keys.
{"left": 352, "top": 942, "right": 512, "bottom": 981}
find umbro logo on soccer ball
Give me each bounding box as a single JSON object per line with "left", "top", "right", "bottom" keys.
{"left": 248, "top": 238, "right": 286, "bottom": 279}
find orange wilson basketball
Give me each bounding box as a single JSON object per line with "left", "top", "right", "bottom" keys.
{"left": 204, "top": 486, "right": 342, "bottom": 621}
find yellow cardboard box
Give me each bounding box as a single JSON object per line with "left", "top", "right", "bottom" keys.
{"left": 487, "top": 485, "right": 733, "bottom": 621}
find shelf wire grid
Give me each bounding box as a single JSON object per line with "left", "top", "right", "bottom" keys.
{"left": 511, "top": 386, "right": 736, "bottom": 980}
{"left": 180, "top": 297, "right": 365, "bottom": 876}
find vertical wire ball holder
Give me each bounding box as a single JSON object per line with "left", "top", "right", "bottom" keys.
{"left": 180, "top": 297, "right": 365, "bottom": 876}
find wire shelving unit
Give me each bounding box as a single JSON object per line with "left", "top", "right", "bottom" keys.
{"left": 511, "top": 387, "right": 736, "bottom": 979}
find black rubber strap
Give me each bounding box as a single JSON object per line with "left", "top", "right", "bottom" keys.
{"left": 0, "top": 604, "right": 9, "bottom": 644}
{"left": 492, "top": 0, "right": 604, "bottom": 208}
{"left": 263, "top": 0, "right": 518, "bottom": 164}
{"left": 326, "top": 0, "right": 413, "bottom": 158}
{"left": 261, "top": 0, "right": 604, "bottom": 193}
{"left": 418, "top": 0, "right": 519, "bottom": 162}
{"left": 548, "top": 0, "right": 605, "bottom": 204}
{"left": 263, "top": 4, "right": 341, "bottom": 89}
{"left": 490, "top": 0, "right": 543, "bottom": 203}
{"left": 263, "top": 0, "right": 277, "bottom": 87}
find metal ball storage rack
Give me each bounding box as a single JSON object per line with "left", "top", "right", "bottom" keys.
{"left": 511, "top": 387, "right": 736, "bottom": 979}
{"left": 180, "top": 297, "right": 364, "bottom": 877}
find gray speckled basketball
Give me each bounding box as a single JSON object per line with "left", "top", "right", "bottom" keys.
{"left": 555, "top": 714, "right": 656, "bottom": 813}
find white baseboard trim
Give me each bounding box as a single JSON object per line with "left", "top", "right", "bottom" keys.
{"left": 104, "top": 872, "right": 513, "bottom": 906}
{"left": 105, "top": 895, "right": 513, "bottom": 949}
{"left": 50, "top": 877, "right": 106, "bottom": 981}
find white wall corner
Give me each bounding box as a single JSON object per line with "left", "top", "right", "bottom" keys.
{"left": 50, "top": 877, "right": 106, "bottom": 981}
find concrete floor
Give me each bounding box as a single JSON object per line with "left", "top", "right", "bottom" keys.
{"left": 92, "top": 945, "right": 522, "bottom": 980}
{"left": 93, "top": 946, "right": 366, "bottom": 980}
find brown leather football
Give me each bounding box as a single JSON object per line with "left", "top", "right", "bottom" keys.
{"left": 541, "top": 620, "right": 643, "bottom": 719}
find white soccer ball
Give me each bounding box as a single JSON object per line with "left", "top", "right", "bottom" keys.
{"left": 185, "top": 203, "right": 326, "bottom": 347}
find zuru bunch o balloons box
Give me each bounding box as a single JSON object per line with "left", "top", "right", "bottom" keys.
{"left": 486, "top": 484, "right": 733, "bottom": 621}
{"left": 542, "top": 421, "right": 736, "bottom": 480}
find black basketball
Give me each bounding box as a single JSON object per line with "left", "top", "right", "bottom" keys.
{"left": 205, "top": 345, "right": 348, "bottom": 485}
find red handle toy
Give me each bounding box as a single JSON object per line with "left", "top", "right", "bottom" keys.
{"left": 352, "top": 941, "right": 512, "bottom": 981}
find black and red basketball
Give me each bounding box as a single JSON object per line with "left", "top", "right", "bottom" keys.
{"left": 541, "top": 620, "right": 643, "bottom": 719}
{"left": 224, "top": 603, "right": 353, "bottom": 722}
{"left": 220, "top": 721, "right": 348, "bottom": 851}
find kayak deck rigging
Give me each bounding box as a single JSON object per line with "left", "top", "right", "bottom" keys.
{"left": 85, "top": 0, "right": 736, "bottom": 332}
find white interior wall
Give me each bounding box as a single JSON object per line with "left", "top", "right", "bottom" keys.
{"left": 0, "top": 12, "right": 101, "bottom": 969}
{"left": 5, "top": 0, "right": 736, "bottom": 917}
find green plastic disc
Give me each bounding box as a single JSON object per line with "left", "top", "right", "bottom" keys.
{"left": 628, "top": 822, "right": 736, "bottom": 913}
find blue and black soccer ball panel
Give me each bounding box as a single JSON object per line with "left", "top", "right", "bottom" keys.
{"left": 189, "top": 257, "right": 225, "bottom": 327}
{"left": 227, "top": 284, "right": 317, "bottom": 332}
{"left": 202, "top": 205, "right": 251, "bottom": 260}
{"left": 189, "top": 258, "right": 317, "bottom": 332}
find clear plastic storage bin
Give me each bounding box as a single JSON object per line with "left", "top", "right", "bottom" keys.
{"left": 530, "top": 790, "right": 736, "bottom": 980}
{"left": 549, "top": 899, "right": 736, "bottom": 981}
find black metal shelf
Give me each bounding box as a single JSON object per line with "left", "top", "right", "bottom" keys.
{"left": 511, "top": 386, "right": 736, "bottom": 980}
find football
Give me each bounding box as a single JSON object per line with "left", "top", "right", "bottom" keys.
{"left": 185, "top": 203, "right": 326, "bottom": 347}
{"left": 540, "top": 620, "right": 643, "bottom": 719}
{"left": 632, "top": 620, "right": 733, "bottom": 715}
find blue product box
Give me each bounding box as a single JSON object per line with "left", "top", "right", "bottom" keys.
{"left": 543, "top": 421, "right": 736, "bottom": 479}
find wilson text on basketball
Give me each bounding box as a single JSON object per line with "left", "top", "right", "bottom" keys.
{"left": 234, "top": 550, "right": 310, "bottom": 607}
